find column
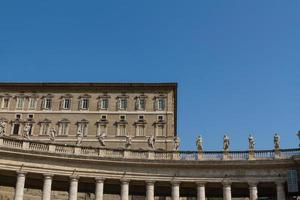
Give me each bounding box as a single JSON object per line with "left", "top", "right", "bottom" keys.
{"left": 276, "top": 181, "right": 286, "bottom": 200}
{"left": 146, "top": 181, "right": 155, "bottom": 200}
{"left": 121, "top": 179, "right": 129, "bottom": 200}
{"left": 248, "top": 182, "right": 258, "bottom": 200}
{"left": 171, "top": 181, "right": 180, "bottom": 200}
{"left": 222, "top": 182, "right": 232, "bottom": 200}
{"left": 68, "top": 176, "right": 79, "bottom": 200}
{"left": 196, "top": 182, "right": 206, "bottom": 200}
{"left": 14, "top": 172, "right": 26, "bottom": 200}
{"left": 95, "top": 177, "right": 104, "bottom": 200}
{"left": 42, "top": 174, "right": 53, "bottom": 200}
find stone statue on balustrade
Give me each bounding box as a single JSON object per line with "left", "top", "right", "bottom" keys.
{"left": 76, "top": 129, "right": 83, "bottom": 146}
{"left": 297, "top": 130, "right": 300, "bottom": 147}
{"left": 125, "top": 136, "right": 132, "bottom": 149}
{"left": 274, "top": 133, "right": 280, "bottom": 150}
{"left": 196, "top": 135, "right": 203, "bottom": 151}
{"left": 97, "top": 132, "right": 107, "bottom": 146}
{"left": 223, "top": 134, "right": 230, "bottom": 151}
{"left": 148, "top": 135, "right": 155, "bottom": 150}
{"left": 248, "top": 134, "right": 255, "bottom": 150}
{"left": 23, "top": 124, "right": 31, "bottom": 140}
{"left": 173, "top": 136, "right": 180, "bottom": 151}
{"left": 0, "top": 120, "right": 7, "bottom": 136}
{"left": 49, "top": 127, "right": 56, "bottom": 142}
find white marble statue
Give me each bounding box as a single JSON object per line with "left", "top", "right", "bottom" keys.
{"left": 125, "top": 136, "right": 132, "bottom": 149}
{"left": 196, "top": 135, "right": 203, "bottom": 151}
{"left": 223, "top": 134, "right": 230, "bottom": 151}
{"left": 274, "top": 133, "right": 280, "bottom": 150}
{"left": 0, "top": 120, "right": 7, "bottom": 136}
{"left": 248, "top": 134, "right": 255, "bottom": 150}
{"left": 174, "top": 136, "right": 180, "bottom": 151}
{"left": 76, "top": 129, "right": 84, "bottom": 146}
{"left": 23, "top": 124, "right": 31, "bottom": 139}
{"left": 97, "top": 132, "right": 107, "bottom": 146}
{"left": 49, "top": 127, "right": 56, "bottom": 142}
{"left": 148, "top": 135, "right": 155, "bottom": 149}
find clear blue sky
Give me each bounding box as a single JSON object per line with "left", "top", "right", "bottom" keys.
{"left": 1, "top": 1, "right": 300, "bottom": 150}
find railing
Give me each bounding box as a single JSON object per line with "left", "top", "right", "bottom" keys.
{"left": 0, "top": 136, "right": 300, "bottom": 161}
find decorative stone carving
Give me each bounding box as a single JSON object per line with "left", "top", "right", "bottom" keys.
{"left": 0, "top": 120, "right": 7, "bottom": 136}
{"left": 248, "top": 134, "right": 255, "bottom": 150}
{"left": 148, "top": 135, "right": 155, "bottom": 149}
{"left": 223, "top": 134, "right": 230, "bottom": 151}
{"left": 97, "top": 132, "right": 107, "bottom": 146}
{"left": 173, "top": 136, "right": 180, "bottom": 151}
{"left": 274, "top": 133, "right": 280, "bottom": 150}
{"left": 23, "top": 124, "right": 31, "bottom": 139}
{"left": 49, "top": 127, "right": 56, "bottom": 142}
{"left": 76, "top": 129, "right": 83, "bottom": 146}
{"left": 196, "top": 135, "right": 203, "bottom": 151}
{"left": 125, "top": 136, "right": 132, "bottom": 149}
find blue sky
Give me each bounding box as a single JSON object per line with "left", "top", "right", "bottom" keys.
{"left": 1, "top": 1, "right": 300, "bottom": 150}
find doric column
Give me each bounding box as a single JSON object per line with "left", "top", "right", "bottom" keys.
{"left": 171, "top": 181, "right": 180, "bottom": 200}
{"left": 95, "top": 177, "right": 104, "bottom": 200}
{"left": 68, "top": 175, "right": 79, "bottom": 200}
{"left": 121, "top": 179, "right": 129, "bottom": 200}
{"left": 146, "top": 181, "right": 155, "bottom": 200}
{"left": 196, "top": 182, "right": 206, "bottom": 200}
{"left": 14, "top": 172, "right": 26, "bottom": 200}
{"left": 222, "top": 182, "right": 232, "bottom": 200}
{"left": 42, "top": 174, "right": 53, "bottom": 200}
{"left": 276, "top": 181, "right": 286, "bottom": 200}
{"left": 248, "top": 182, "right": 258, "bottom": 200}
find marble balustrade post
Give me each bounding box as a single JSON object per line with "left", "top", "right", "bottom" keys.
{"left": 14, "top": 172, "right": 26, "bottom": 200}
{"left": 42, "top": 174, "right": 53, "bottom": 200}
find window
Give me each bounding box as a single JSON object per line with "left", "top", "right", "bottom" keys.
{"left": 16, "top": 97, "right": 24, "bottom": 110}
{"left": 1, "top": 98, "right": 10, "bottom": 109}
{"left": 16, "top": 114, "right": 21, "bottom": 119}
{"left": 120, "top": 115, "right": 126, "bottom": 121}
{"left": 43, "top": 98, "right": 52, "bottom": 110}
{"left": 101, "top": 115, "right": 107, "bottom": 120}
{"left": 136, "top": 98, "right": 146, "bottom": 110}
{"left": 157, "top": 115, "right": 164, "bottom": 121}
{"left": 28, "top": 98, "right": 37, "bottom": 110}
{"left": 62, "top": 98, "right": 71, "bottom": 110}
{"left": 40, "top": 123, "right": 50, "bottom": 135}
{"left": 80, "top": 98, "right": 89, "bottom": 110}
{"left": 28, "top": 114, "right": 34, "bottom": 119}
{"left": 77, "top": 122, "right": 88, "bottom": 136}
{"left": 12, "top": 123, "right": 20, "bottom": 135}
{"left": 99, "top": 98, "right": 108, "bottom": 110}
{"left": 97, "top": 124, "right": 107, "bottom": 135}
{"left": 136, "top": 125, "right": 145, "bottom": 136}
{"left": 157, "top": 98, "right": 166, "bottom": 111}
{"left": 58, "top": 123, "right": 69, "bottom": 135}
{"left": 138, "top": 115, "right": 144, "bottom": 121}
{"left": 118, "top": 98, "right": 127, "bottom": 110}
{"left": 118, "top": 124, "right": 126, "bottom": 136}
{"left": 155, "top": 124, "right": 164, "bottom": 136}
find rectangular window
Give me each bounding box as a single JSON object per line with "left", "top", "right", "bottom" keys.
{"left": 119, "top": 99, "right": 127, "bottom": 110}
{"left": 137, "top": 98, "right": 145, "bottom": 110}
{"left": 136, "top": 125, "right": 144, "bottom": 136}
{"left": 28, "top": 98, "right": 37, "bottom": 110}
{"left": 12, "top": 123, "right": 20, "bottom": 135}
{"left": 40, "top": 123, "right": 49, "bottom": 135}
{"left": 156, "top": 125, "right": 164, "bottom": 136}
{"left": 59, "top": 123, "right": 68, "bottom": 135}
{"left": 16, "top": 98, "right": 24, "bottom": 110}
{"left": 157, "top": 115, "right": 164, "bottom": 121}
{"left": 81, "top": 99, "right": 89, "bottom": 110}
{"left": 157, "top": 98, "right": 165, "bottom": 111}
{"left": 100, "top": 99, "right": 108, "bottom": 109}
{"left": 2, "top": 98, "right": 9, "bottom": 109}
{"left": 98, "top": 124, "right": 107, "bottom": 135}
{"left": 63, "top": 99, "right": 71, "bottom": 109}
{"left": 120, "top": 115, "right": 126, "bottom": 121}
{"left": 101, "top": 115, "right": 107, "bottom": 120}
{"left": 77, "top": 123, "right": 88, "bottom": 136}
{"left": 118, "top": 124, "right": 126, "bottom": 136}
{"left": 138, "top": 115, "right": 144, "bottom": 121}
{"left": 44, "top": 98, "right": 52, "bottom": 110}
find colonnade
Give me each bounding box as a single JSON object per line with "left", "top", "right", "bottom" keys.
{"left": 12, "top": 171, "right": 286, "bottom": 200}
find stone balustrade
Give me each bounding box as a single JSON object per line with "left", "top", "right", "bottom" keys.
{"left": 0, "top": 136, "right": 299, "bottom": 161}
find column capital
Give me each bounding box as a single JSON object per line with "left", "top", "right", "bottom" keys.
{"left": 120, "top": 179, "right": 130, "bottom": 184}
{"left": 16, "top": 171, "right": 27, "bottom": 177}
{"left": 43, "top": 173, "right": 54, "bottom": 179}
{"left": 145, "top": 180, "right": 155, "bottom": 185}
{"left": 95, "top": 177, "right": 105, "bottom": 182}
{"left": 222, "top": 181, "right": 231, "bottom": 187}
{"left": 69, "top": 175, "right": 80, "bottom": 181}
{"left": 171, "top": 180, "right": 181, "bottom": 186}
{"left": 275, "top": 180, "right": 286, "bottom": 186}
{"left": 248, "top": 181, "right": 259, "bottom": 187}
{"left": 196, "top": 181, "right": 206, "bottom": 187}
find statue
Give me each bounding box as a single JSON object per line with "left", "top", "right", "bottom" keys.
{"left": 248, "top": 134, "right": 255, "bottom": 150}
{"left": 274, "top": 133, "right": 280, "bottom": 150}
{"left": 297, "top": 131, "right": 300, "bottom": 147}
{"left": 49, "top": 127, "right": 56, "bottom": 142}
{"left": 97, "top": 132, "right": 107, "bottom": 146}
{"left": 0, "top": 120, "right": 7, "bottom": 136}
{"left": 23, "top": 124, "right": 31, "bottom": 139}
{"left": 76, "top": 129, "right": 83, "bottom": 146}
{"left": 148, "top": 135, "right": 155, "bottom": 149}
{"left": 174, "top": 136, "right": 180, "bottom": 151}
{"left": 223, "top": 134, "right": 230, "bottom": 151}
{"left": 196, "top": 135, "right": 203, "bottom": 151}
{"left": 125, "top": 136, "right": 132, "bottom": 149}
